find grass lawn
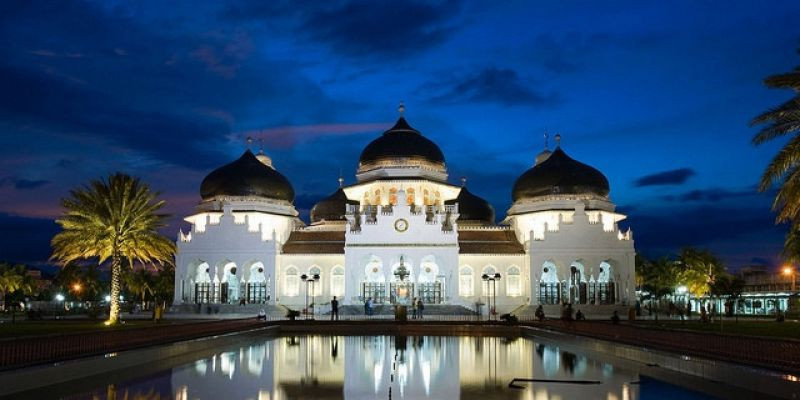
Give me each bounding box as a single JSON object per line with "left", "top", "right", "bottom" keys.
{"left": 0, "top": 319, "right": 193, "bottom": 339}
{"left": 635, "top": 319, "right": 800, "bottom": 340}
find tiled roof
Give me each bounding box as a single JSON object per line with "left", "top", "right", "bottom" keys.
{"left": 282, "top": 230, "right": 346, "bottom": 254}
{"left": 282, "top": 228, "right": 525, "bottom": 255}
{"left": 458, "top": 229, "right": 525, "bottom": 254}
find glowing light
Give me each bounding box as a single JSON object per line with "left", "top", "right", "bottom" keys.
{"left": 783, "top": 266, "right": 794, "bottom": 276}
{"left": 676, "top": 285, "right": 688, "bottom": 294}
{"left": 104, "top": 295, "right": 111, "bottom": 302}
{"left": 72, "top": 283, "right": 82, "bottom": 292}
{"left": 54, "top": 294, "right": 65, "bottom": 302}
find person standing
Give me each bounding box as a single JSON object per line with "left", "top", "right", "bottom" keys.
{"left": 364, "top": 298, "right": 369, "bottom": 316}
{"left": 417, "top": 298, "right": 424, "bottom": 319}
{"left": 331, "top": 296, "right": 339, "bottom": 321}
{"left": 411, "top": 297, "right": 418, "bottom": 319}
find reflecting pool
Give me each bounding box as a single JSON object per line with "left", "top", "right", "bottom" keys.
{"left": 57, "top": 335, "right": 715, "bottom": 400}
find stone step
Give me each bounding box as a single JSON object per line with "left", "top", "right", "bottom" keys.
{"left": 334, "top": 304, "right": 477, "bottom": 316}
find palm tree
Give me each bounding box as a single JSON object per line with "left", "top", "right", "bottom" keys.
{"left": 51, "top": 173, "right": 175, "bottom": 325}
{"left": 0, "top": 263, "right": 23, "bottom": 311}
{"left": 124, "top": 268, "right": 154, "bottom": 310}
{"left": 751, "top": 50, "right": 800, "bottom": 259}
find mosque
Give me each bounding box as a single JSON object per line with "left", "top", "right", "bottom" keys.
{"left": 173, "top": 106, "right": 636, "bottom": 316}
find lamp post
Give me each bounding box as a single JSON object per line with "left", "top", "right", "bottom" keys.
{"left": 783, "top": 266, "right": 796, "bottom": 292}
{"left": 482, "top": 273, "right": 502, "bottom": 321}
{"left": 301, "top": 273, "right": 320, "bottom": 319}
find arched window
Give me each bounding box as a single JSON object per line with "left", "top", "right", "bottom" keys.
{"left": 373, "top": 189, "right": 382, "bottom": 205}
{"left": 309, "top": 266, "right": 323, "bottom": 296}
{"left": 331, "top": 266, "right": 345, "bottom": 297}
{"left": 482, "top": 265, "right": 497, "bottom": 295}
{"left": 507, "top": 266, "right": 521, "bottom": 297}
{"left": 459, "top": 266, "right": 474, "bottom": 297}
{"left": 598, "top": 261, "right": 612, "bottom": 282}
{"left": 541, "top": 261, "right": 558, "bottom": 283}
{"left": 406, "top": 188, "right": 415, "bottom": 205}
{"left": 284, "top": 267, "right": 299, "bottom": 296}
{"left": 389, "top": 187, "right": 398, "bottom": 205}
{"left": 196, "top": 262, "right": 211, "bottom": 283}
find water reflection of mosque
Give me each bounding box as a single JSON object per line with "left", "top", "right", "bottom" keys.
{"left": 77, "top": 336, "right": 641, "bottom": 399}
{"left": 156, "top": 336, "right": 639, "bottom": 400}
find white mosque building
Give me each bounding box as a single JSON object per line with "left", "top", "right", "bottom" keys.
{"left": 173, "top": 107, "right": 635, "bottom": 315}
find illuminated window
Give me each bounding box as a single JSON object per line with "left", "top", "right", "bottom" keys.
{"left": 507, "top": 266, "right": 521, "bottom": 297}
{"left": 331, "top": 266, "right": 345, "bottom": 297}
{"left": 309, "top": 266, "right": 323, "bottom": 296}
{"left": 284, "top": 267, "right": 299, "bottom": 296}
{"left": 459, "top": 266, "right": 474, "bottom": 296}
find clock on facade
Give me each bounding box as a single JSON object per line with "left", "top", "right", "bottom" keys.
{"left": 394, "top": 218, "right": 409, "bottom": 232}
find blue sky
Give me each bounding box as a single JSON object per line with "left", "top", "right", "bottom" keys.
{"left": 1, "top": 1, "right": 799, "bottom": 270}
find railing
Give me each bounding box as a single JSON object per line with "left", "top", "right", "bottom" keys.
{"left": 533, "top": 320, "right": 800, "bottom": 374}
{"left": 0, "top": 319, "right": 262, "bottom": 371}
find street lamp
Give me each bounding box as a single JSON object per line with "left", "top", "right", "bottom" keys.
{"left": 783, "top": 266, "right": 796, "bottom": 292}
{"left": 482, "top": 273, "right": 502, "bottom": 321}
{"left": 300, "top": 273, "right": 320, "bottom": 319}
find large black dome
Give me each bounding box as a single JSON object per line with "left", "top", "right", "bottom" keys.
{"left": 445, "top": 186, "right": 495, "bottom": 224}
{"left": 512, "top": 147, "right": 609, "bottom": 201}
{"left": 200, "top": 150, "right": 295, "bottom": 202}
{"left": 310, "top": 186, "right": 359, "bottom": 223}
{"left": 359, "top": 117, "right": 445, "bottom": 166}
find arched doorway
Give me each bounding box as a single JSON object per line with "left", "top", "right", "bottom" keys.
{"left": 538, "top": 261, "right": 559, "bottom": 304}
{"left": 417, "top": 256, "right": 442, "bottom": 304}
{"left": 362, "top": 256, "right": 386, "bottom": 303}
{"left": 246, "top": 262, "right": 268, "bottom": 303}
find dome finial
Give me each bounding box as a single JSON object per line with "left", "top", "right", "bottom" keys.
{"left": 398, "top": 101, "right": 405, "bottom": 116}
{"left": 246, "top": 135, "right": 253, "bottom": 149}
{"left": 461, "top": 176, "right": 467, "bottom": 187}
{"left": 258, "top": 138, "right": 265, "bottom": 154}
{"left": 338, "top": 172, "right": 344, "bottom": 188}
{"left": 555, "top": 133, "right": 561, "bottom": 147}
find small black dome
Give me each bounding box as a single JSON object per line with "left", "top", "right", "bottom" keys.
{"left": 310, "top": 187, "right": 358, "bottom": 223}
{"left": 359, "top": 117, "right": 445, "bottom": 166}
{"left": 512, "top": 147, "right": 609, "bottom": 201}
{"left": 446, "top": 186, "right": 495, "bottom": 224}
{"left": 200, "top": 150, "right": 295, "bottom": 202}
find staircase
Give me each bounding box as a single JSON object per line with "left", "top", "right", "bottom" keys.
{"left": 335, "top": 304, "right": 477, "bottom": 316}
{"left": 170, "top": 303, "right": 288, "bottom": 317}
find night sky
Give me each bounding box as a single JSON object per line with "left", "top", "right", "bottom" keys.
{"left": 1, "top": 1, "right": 799, "bottom": 270}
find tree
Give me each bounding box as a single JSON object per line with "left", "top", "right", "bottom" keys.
{"left": 152, "top": 265, "right": 175, "bottom": 308}
{"left": 638, "top": 256, "right": 680, "bottom": 319}
{"left": 710, "top": 273, "right": 745, "bottom": 322}
{"left": 751, "top": 49, "right": 800, "bottom": 260}
{"left": 124, "top": 267, "right": 154, "bottom": 309}
{"left": 51, "top": 173, "right": 175, "bottom": 325}
{"left": 0, "top": 263, "right": 38, "bottom": 321}
{"left": 678, "top": 248, "right": 725, "bottom": 298}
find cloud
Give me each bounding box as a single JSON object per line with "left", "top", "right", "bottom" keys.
{"left": 624, "top": 203, "right": 786, "bottom": 269}
{"left": 224, "top": 0, "right": 460, "bottom": 59}
{"left": 426, "top": 68, "right": 559, "bottom": 106}
{"left": 661, "top": 187, "right": 756, "bottom": 203}
{"left": 0, "top": 177, "right": 49, "bottom": 190}
{"left": 237, "top": 122, "right": 389, "bottom": 149}
{"left": 633, "top": 168, "right": 695, "bottom": 187}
